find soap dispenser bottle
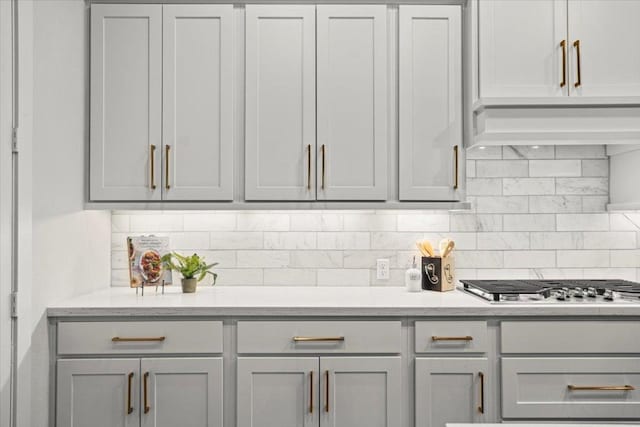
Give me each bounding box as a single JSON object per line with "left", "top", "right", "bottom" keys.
{"left": 405, "top": 256, "right": 422, "bottom": 292}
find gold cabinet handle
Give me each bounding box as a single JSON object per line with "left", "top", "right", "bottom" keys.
{"left": 431, "top": 335, "right": 473, "bottom": 341}
{"left": 573, "top": 40, "right": 581, "bottom": 87}
{"left": 307, "top": 144, "right": 312, "bottom": 191}
{"left": 560, "top": 40, "right": 567, "bottom": 87}
{"left": 453, "top": 145, "right": 459, "bottom": 190}
{"left": 112, "top": 336, "right": 166, "bottom": 343}
{"left": 293, "top": 336, "right": 345, "bottom": 342}
{"left": 478, "top": 372, "right": 485, "bottom": 414}
{"left": 165, "top": 145, "right": 170, "bottom": 190}
{"left": 150, "top": 145, "right": 157, "bottom": 190}
{"left": 143, "top": 372, "right": 150, "bottom": 414}
{"left": 127, "top": 372, "right": 134, "bottom": 415}
{"left": 324, "top": 370, "right": 330, "bottom": 413}
{"left": 568, "top": 385, "right": 635, "bottom": 391}
{"left": 309, "top": 371, "right": 314, "bottom": 414}
{"left": 321, "top": 144, "right": 326, "bottom": 190}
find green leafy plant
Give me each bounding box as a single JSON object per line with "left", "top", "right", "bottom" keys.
{"left": 161, "top": 252, "right": 218, "bottom": 284}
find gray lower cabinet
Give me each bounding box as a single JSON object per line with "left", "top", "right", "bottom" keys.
{"left": 237, "top": 356, "right": 401, "bottom": 427}
{"left": 415, "top": 358, "right": 489, "bottom": 427}
{"left": 140, "top": 358, "right": 223, "bottom": 427}
{"left": 237, "top": 357, "right": 319, "bottom": 427}
{"left": 57, "top": 357, "right": 223, "bottom": 427}
{"left": 320, "top": 357, "right": 401, "bottom": 427}
{"left": 57, "top": 359, "right": 141, "bottom": 427}
{"left": 502, "top": 357, "right": 640, "bottom": 420}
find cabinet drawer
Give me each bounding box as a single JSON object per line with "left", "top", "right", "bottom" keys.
{"left": 502, "top": 358, "right": 640, "bottom": 419}
{"left": 237, "top": 321, "right": 401, "bottom": 354}
{"left": 415, "top": 321, "right": 487, "bottom": 353}
{"left": 58, "top": 321, "right": 223, "bottom": 355}
{"left": 502, "top": 321, "right": 640, "bottom": 354}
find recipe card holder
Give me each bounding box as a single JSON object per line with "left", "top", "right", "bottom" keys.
{"left": 136, "top": 280, "right": 166, "bottom": 296}
{"left": 421, "top": 256, "right": 455, "bottom": 292}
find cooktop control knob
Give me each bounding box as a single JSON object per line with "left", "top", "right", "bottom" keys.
{"left": 554, "top": 289, "right": 568, "bottom": 301}
{"left": 586, "top": 287, "right": 597, "bottom": 298}
{"left": 572, "top": 287, "right": 584, "bottom": 298}
{"left": 603, "top": 289, "right": 615, "bottom": 301}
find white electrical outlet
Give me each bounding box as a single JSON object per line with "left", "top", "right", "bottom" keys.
{"left": 376, "top": 259, "right": 390, "bottom": 280}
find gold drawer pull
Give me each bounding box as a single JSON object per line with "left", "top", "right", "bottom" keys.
{"left": 321, "top": 144, "right": 326, "bottom": 190}
{"left": 453, "top": 145, "right": 459, "bottom": 190}
{"left": 143, "top": 372, "right": 150, "bottom": 414}
{"left": 568, "top": 385, "right": 635, "bottom": 391}
{"left": 431, "top": 335, "right": 473, "bottom": 341}
{"left": 560, "top": 40, "right": 567, "bottom": 87}
{"left": 307, "top": 144, "right": 312, "bottom": 191}
{"left": 324, "top": 370, "right": 330, "bottom": 413}
{"left": 293, "top": 336, "right": 345, "bottom": 342}
{"left": 478, "top": 372, "right": 485, "bottom": 414}
{"left": 127, "top": 372, "right": 134, "bottom": 415}
{"left": 165, "top": 145, "right": 171, "bottom": 190}
{"left": 309, "top": 371, "right": 314, "bottom": 414}
{"left": 112, "top": 336, "right": 166, "bottom": 343}
{"left": 573, "top": 39, "right": 582, "bottom": 88}
{"left": 149, "top": 144, "right": 157, "bottom": 190}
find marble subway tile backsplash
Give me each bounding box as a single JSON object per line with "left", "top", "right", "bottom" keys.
{"left": 111, "top": 145, "right": 640, "bottom": 286}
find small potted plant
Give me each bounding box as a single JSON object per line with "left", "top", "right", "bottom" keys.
{"left": 161, "top": 252, "right": 218, "bottom": 293}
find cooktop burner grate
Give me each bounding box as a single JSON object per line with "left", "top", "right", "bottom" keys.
{"left": 460, "top": 279, "right": 640, "bottom": 302}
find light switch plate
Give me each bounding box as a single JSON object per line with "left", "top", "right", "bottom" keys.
{"left": 376, "top": 259, "right": 390, "bottom": 280}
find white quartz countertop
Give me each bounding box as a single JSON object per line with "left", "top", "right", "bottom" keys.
{"left": 47, "top": 286, "right": 640, "bottom": 318}
{"left": 448, "top": 424, "right": 640, "bottom": 427}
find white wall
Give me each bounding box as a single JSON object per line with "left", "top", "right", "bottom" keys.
{"left": 0, "top": 2, "right": 14, "bottom": 426}
{"left": 31, "top": 1, "right": 111, "bottom": 426}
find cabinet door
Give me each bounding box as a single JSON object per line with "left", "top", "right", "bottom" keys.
{"left": 568, "top": 0, "right": 640, "bottom": 97}
{"left": 237, "top": 357, "right": 319, "bottom": 427}
{"left": 478, "top": 0, "right": 568, "bottom": 98}
{"left": 415, "top": 358, "right": 489, "bottom": 427}
{"left": 316, "top": 5, "right": 388, "bottom": 201}
{"left": 399, "top": 5, "right": 462, "bottom": 201}
{"left": 162, "top": 5, "right": 234, "bottom": 201}
{"left": 320, "top": 357, "right": 401, "bottom": 427}
{"left": 90, "top": 5, "right": 162, "bottom": 201}
{"left": 57, "top": 359, "right": 140, "bottom": 427}
{"left": 245, "top": 5, "right": 316, "bottom": 201}
{"left": 140, "top": 358, "right": 223, "bottom": 427}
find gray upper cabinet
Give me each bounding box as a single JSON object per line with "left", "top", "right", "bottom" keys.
{"left": 567, "top": 0, "right": 640, "bottom": 98}
{"left": 399, "top": 5, "right": 463, "bottom": 201}
{"left": 162, "top": 5, "right": 234, "bottom": 201}
{"left": 316, "top": 5, "right": 388, "bottom": 201}
{"left": 90, "top": 4, "right": 467, "bottom": 206}
{"left": 90, "top": 4, "right": 234, "bottom": 202}
{"left": 478, "top": 0, "right": 567, "bottom": 99}
{"left": 244, "top": 5, "right": 317, "bottom": 201}
{"left": 90, "top": 5, "right": 162, "bottom": 201}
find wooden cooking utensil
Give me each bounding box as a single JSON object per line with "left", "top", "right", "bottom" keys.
{"left": 441, "top": 240, "right": 455, "bottom": 258}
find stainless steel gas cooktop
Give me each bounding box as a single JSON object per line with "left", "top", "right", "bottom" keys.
{"left": 460, "top": 279, "right": 640, "bottom": 303}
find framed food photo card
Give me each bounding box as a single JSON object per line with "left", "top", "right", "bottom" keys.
{"left": 127, "top": 235, "right": 173, "bottom": 287}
